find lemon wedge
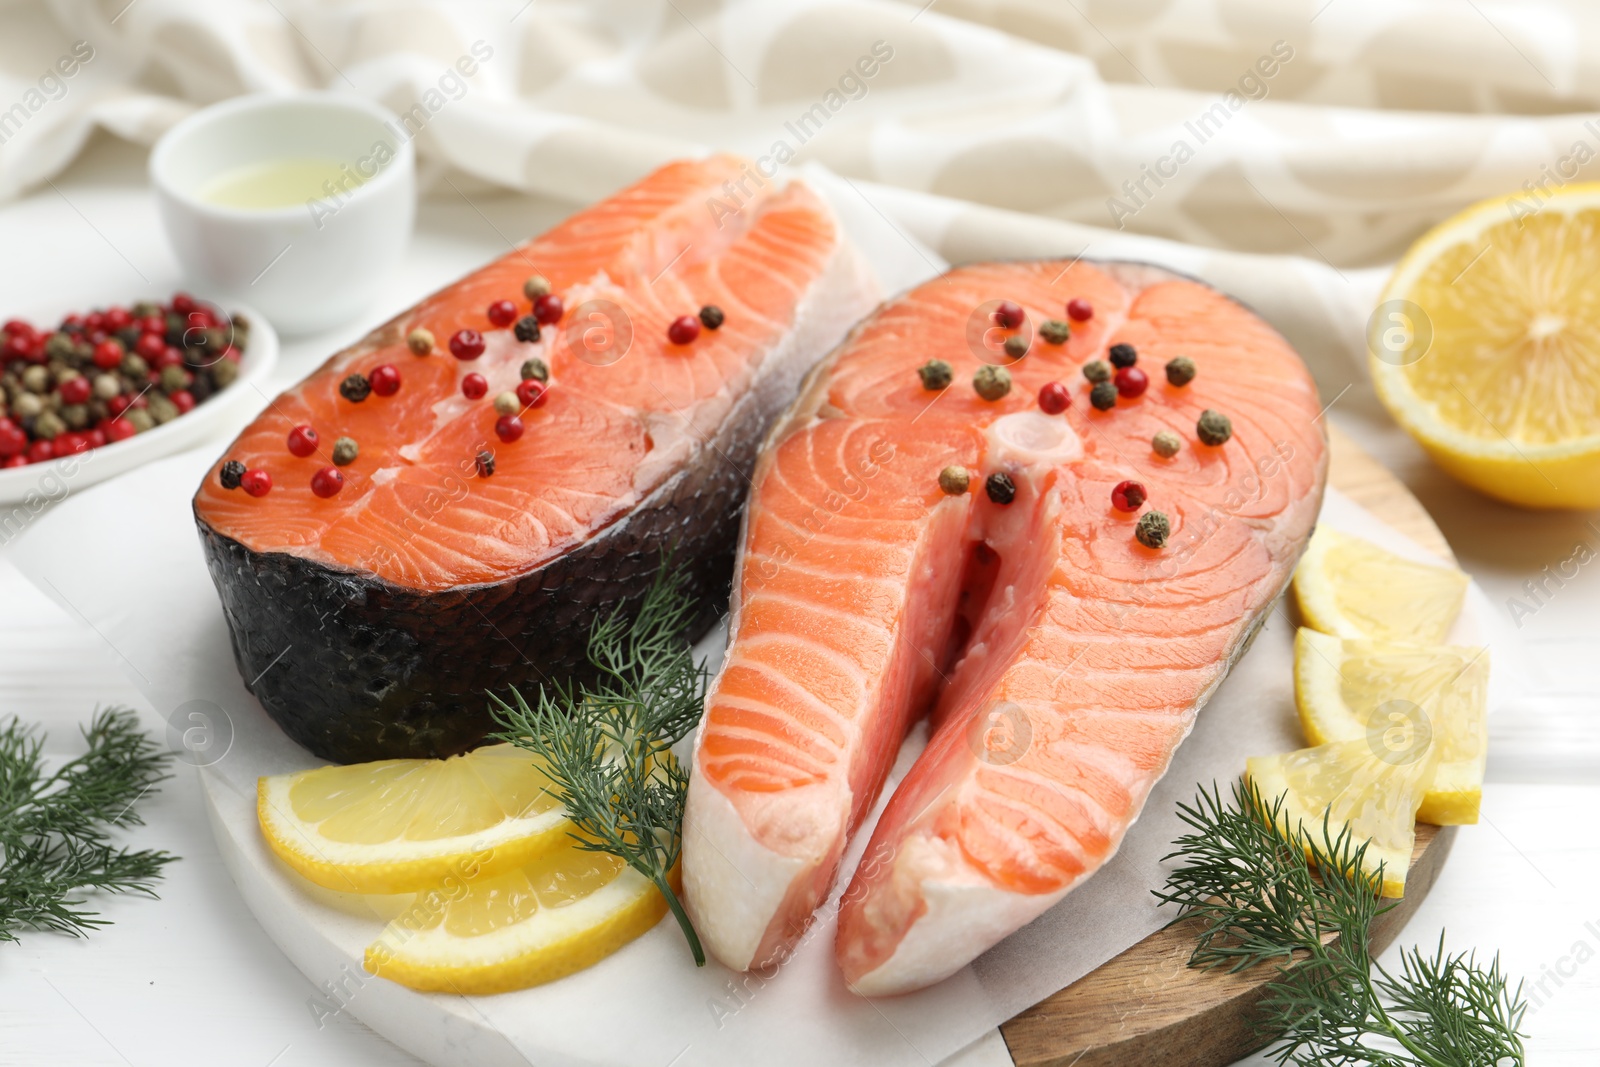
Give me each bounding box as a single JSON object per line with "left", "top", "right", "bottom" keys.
{"left": 1371, "top": 185, "right": 1600, "bottom": 509}
{"left": 1294, "top": 628, "right": 1487, "bottom": 825}
{"left": 1247, "top": 734, "right": 1438, "bottom": 898}
{"left": 258, "top": 743, "right": 570, "bottom": 894}
{"left": 1292, "top": 527, "right": 1468, "bottom": 643}
{"left": 363, "top": 841, "right": 669, "bottom": 995}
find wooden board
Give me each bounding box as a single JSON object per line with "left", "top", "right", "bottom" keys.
{"left": 999, "top": 423, "right": 1459, "bottom": 1067}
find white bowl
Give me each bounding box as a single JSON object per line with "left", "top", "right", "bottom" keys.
{"left": 150, "top": 92, "right": 415, "bottom": 337}
{"left": 0, "top": 306, "right": 277, "bottom": 510}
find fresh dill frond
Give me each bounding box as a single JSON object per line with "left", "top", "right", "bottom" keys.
{"left": 491, "top": 565, "right": 709, "bottom": 965}
{"left": 0, "top": 707, "right": 178, "bottom": 942}
{"left": 1157, "top": 779, "right": 1527, "bottom": 1067}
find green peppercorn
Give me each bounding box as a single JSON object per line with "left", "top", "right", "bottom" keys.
{"left": 121, "top": 353, "right": 150, "bottom": 379}
{"left": 61, "top": 403, "right": 89, "bottom": 430}
{"left": 1003, "top": 335, "right": 1030, "bottom": 360}
{"left": 1152, "top": 430, "right": 1183, "bottom": 458}
{"left": 1165, "top": 356, "right": 1196, "bottom": 386}
{"left": 1082, "top": 360, "right": 1111, "bottom": 384}
{"left": 493, "top": 390, "right": 520, "bottom": 416}
{"left": 332, "top": 437, "right": 359, "bottom": 466}
{"left": 523, "top": 275, "right": 551, "bottom": 300}
{"left": 521, "top": 357, "right": 549, "bottom": 383}
{"left": 1136, "top": 510, "right": 1171, "bottom": 549}
{"left": 918, "top": 359, "right": 952, "bottom": 391}
{"left": 159, "top": 364, "right": 189, "bottom": 394}
{"left": 985, "top": 471, "right": 1016, "bottom": 505}
{"left": 203, "top": 326, "right": 229, "bottom": 353}
{"left": 341, "top": 373, "right": 372, "bottom": 403}
{"left": 132, "top": 301, "right": 160, "bottom": 319}
{"left": 126, "top": 408, "right": 155, "bottom": 433}
{"left": 147, "top": 393, "right": 180, "bottom": 425}
{"left": 1197, "top": 409, "right": 1233, "bottom": 446}
{"left": 1090, "top": 380, "right": 1117, "bottom": 410}
{"left": 938, "top": 465, "right": 970, "bottom": 495}
{"left": 211, "top": 359, "right": 240, "bottom": 389}
{"left": 219, "top": 460, "right": 246, "bottom": 489}
{"left": 44, "top": 333, "right": 75, "bottom": 361}
{"left": 407, "top": 328, "right": 435, "bottom": 356}
{"left": 973, "top": 364, "right": 1012, "bottom": 401}
{"left": 33, "top": 410, "right": 65, "bottom": 439}
{"left": 1039, "top": 319, "right": 1070, "bottom": 345}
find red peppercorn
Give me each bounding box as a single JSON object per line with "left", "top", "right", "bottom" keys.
{"left": 105, "top": 418, "right": 137, "bottom": 443}
{"left": 368, "top": 364, "right": 401, "bottom": 397}
{"left": 55, "top": 432, "right": 88, "bottom": 457}
{"left": 1111, "top": 480, "right": 1147, "bottom": 512}
{"left": 240, "top": 468, "right": 272, "bottom": 497}
{"left": 667, "top": 315, "right": 701, "bottom": 345}
{"left": 2, "top": 319, "right": 34, "bottom": 339}
{"left": 2, "top": 454, "right": 25, "bottom": 469}
{"left": 516, "top": 378, "right": 547, "bottom": 408}
{"left": 310, "top": 466, "right": 345, "bottom": 498}
{"left": 26, "top": 439, "right": 53, "bottom": 463}
{"left": 104, "top": 307, "right": 132, "bottom": 331}
{"left": 85, "top": 428, "right": 107, "bottom": 449}
{"left": 135, "top": 332, "right": 166, "bottom": 360}
{"left": 220, "top": 345, "right": 242, "bottom": 363}
{"left": 461, "top": 373, "right": 488, "bottom": 400}
{"left": 170, "top": 389, "right": 195, "bottom": 414}
{"left": 449, "top": 329, "right": 485, "bottom": 361}
{"left": 2, "top": 334, "right": 33, "bottom": 363}
{"left": 57, "top": 377, "right": 91, "bottom": 405}
{"left": 533, "top": 293, "right": 564, "bottom": 326}
{"left": 495, "top": 414, "right": 525, "bottom": 443}
{"left": 287, "top": 424, "right": 320, "bottom": 457}
{"left": 1038, "top": 381, "right": 1071, "bottom": 415}
{"left": 171, "top": 293, "right": 196, "bottom": 315}
{"left": 487, "top": 299, "right": 518, "bottom": 328}
{"left": 84, "top": 311, "right": 105, "bottom": 332}
{"left": 993, "top": 300, "right": 1025, "bottom": 329}
{"left": 107, "top": 395, "right": 130, "bottom": 416}
{"left": 139, "top": 314, "right": 166, "bottom": 336}
{"left": 92, "top": 339, "right": 124, "bottom": 370}
{"left": 154, "top": 346, "right": 184, "bottom": 370}
{"left": 0, "top": 419, "right": 25, "bottom": 457}
{"left": 1067, "top": 298, "right": 1094, "bottom": 322}
{"left": 1114, "top": 366, "right": 1149, "bottom": 398}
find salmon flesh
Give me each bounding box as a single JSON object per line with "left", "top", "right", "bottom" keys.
{"left": 193, "top": 156, "right": 876, "bottom": 763}
{"left": 682, "top": 261, "right": 1327, "bottom": 995}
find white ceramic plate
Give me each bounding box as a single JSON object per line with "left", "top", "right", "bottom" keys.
{"left": 0, "top": 305, "right": 277, "bottom": 507}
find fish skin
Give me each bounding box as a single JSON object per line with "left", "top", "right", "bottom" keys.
{"left": 683, "top": 260, "right": 1327, "bottom": 991}
{"left": 193, "top": 156, "right": 877, "bottom": 763}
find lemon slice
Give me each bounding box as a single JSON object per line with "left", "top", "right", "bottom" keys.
{"left": 363, "top": 841, "right": 669, "bottom": 994}
{"left": 1247, "top": 734, "right": 1438, "bottom": 898}
{"left": 1292, "top": 527, "right": 1468, "bottom": 643}
{"left": 1294, "top": 628, "right": 1487, "bottom": 825}
{"left": 1371, "top": 185, "right": 1600, "bottom": 509}
{"left": 258, "top": 743, "right": 569, "bottom": 894}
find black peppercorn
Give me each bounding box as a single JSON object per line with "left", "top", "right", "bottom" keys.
{"left": 475, "top": 449, "right": 495, "bottom": 478}
{"left": 340, "top": 373, "right": 372, "bottom": 403}
{"left": 985, "top": 471, "right": 1016, "bottom": 505}
{"left": 513, "top": 316, "right": 541, "bottom": 344}
{"left": 699, "top": 305, "right": 725, "bottom": 330}
{"left": 1109, "top": 343, "right": 1137, "bottom": 369}
{"left": 219, "top": 460, "right": 246, "bottom": 490}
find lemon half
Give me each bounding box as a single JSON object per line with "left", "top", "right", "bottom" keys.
{"left": 1372, "top": 185, "right": 1600, "bottom": 509}
{"left": 1294, "top": 628, "right": 1487, "bottom": 825}
{"left": 1292, "top": 527, "right": 1468, "bottom": 644}
{"left": 258, "top": 743, "right": 570, "bottom": 894}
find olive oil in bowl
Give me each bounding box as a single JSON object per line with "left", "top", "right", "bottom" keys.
{"left": 199, "top": 159, "right": 369, "bottom": 210}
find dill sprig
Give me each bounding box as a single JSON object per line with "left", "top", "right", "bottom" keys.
{"left": 1157, "top": 780, "right": 1526, "bottom": 1066}
{"left": 491, "top": 566, "right": 708, "bottom": 965}
{"left": 0, "top": 707, "right": 178, "bottom": 942}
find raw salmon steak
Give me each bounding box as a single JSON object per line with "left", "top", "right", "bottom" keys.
{"left": 682, "top": 261, "right": 1326, "bottom": 994}
{"left": 193, "top": 156, "right": 876, "bottom": 763}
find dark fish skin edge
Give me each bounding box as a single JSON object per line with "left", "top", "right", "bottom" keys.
{"left": 195, "top": 331, "right": 797, "bottom": 765}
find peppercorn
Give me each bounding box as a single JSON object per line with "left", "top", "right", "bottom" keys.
{"left": 340, "top": 373, "right": 372, "bottom": 403}
{"left": 61, "top": 404, "right": 89, "bottom": 430}
{"left": 1197, "top": 409, "right": 1233, "bottom": 446}
{"left": 1136, "top": 510, "right": 1171, "bottom": 549}
{"left": 493, "top": 390, "right": 520, "bottom": 416}
{"left": 1039, "top": 319, "right": 1070, "bottom": 345}
{"left": 189, "top": 376, "right": 213, "bottom": 404}
{"left": 985, "top": 471, "right": 1016, "bottom": 505}
{"left": 21, "top": 366, "right": 48, "bottom": 393}
{"left": 219, "top": 460, "right": 246, "bottom": 489}
{"left": 148, "top": 393, "right": 180, "bottom": 425}
{"left": 125, "top": 408, "right": 154, "bottom": 433}
{"left": 1152, "top": 430, "right": 1182, "bottom": 458}
{"left": 44, "top": 333, "right": 75, "bottom": 361}
{"left": 407, "top": 328, "right": 435, "bottom": 356}
{"left": 699, "top": 305, "right": 725, "bottom": 330}
{"left": 160, "top": 364, "right": 189, "bottom": 394}
{"left": 973, "top": 364, "right": 1012, "bottom": 401}
{"left": 332, "top": 437, "right": 359, "bottom": 466}
{"left": 211, "top": 359, "right": 239, "bottom": 388}
{"left": 938, "top": 466, "right": 970, "bottom": 495}
{"left": 476, "top": 449, "right": 496, "bottom": 477}
{"left": 1165, "top": 357, "right": 1196, "bottom": 386}
{"left": 1109, "top": 343, "right": 1137, "bottom": 369}
{"left": 523, "top": 275, "right": 551, "bottom": 300}
{"left": 1003, "top": 335, "right": 1030, "bottom": 360}
{"left": 12, "top": 393, "right": 42, "bottom": 419}
{"left": 521, "top": 357, "right": 549, "bottom": 382}
{"left": 120, "top": 353, "right": 149, "bottom": 379}
{"left": 33, "top": 410, "right": 65, "bottom": 439}
{"left": 1082, "top": 360, "right": 1111, "bottom": 384}
{"left": 1090, "top": 381, "right": 1117, "bottom": 410}
{"left": 513, "top": 316, "right": 541, "bottom": 344}
{"left": 918, "top": 359, "right": 953, "bottom": 391}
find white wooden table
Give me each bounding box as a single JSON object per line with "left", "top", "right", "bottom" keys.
{"left": 1, "top": 135, "right": 1596, "bottom": 1066}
